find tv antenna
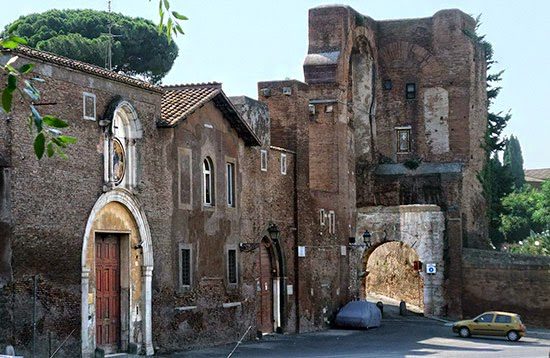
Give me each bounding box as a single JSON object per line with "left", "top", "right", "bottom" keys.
{"left": 104, "top": 0, "right": 123, "bottom": 70}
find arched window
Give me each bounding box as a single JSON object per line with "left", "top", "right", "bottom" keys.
{"left": 203, "top": 157, "right": 214, "bottom": 206}
{"left": 103, "top": 99, "right": 142, "bottom": 190}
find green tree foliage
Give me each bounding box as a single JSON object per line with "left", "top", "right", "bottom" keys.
{"left": 467, "top": 16, "right": 514, "bottom": 248}
{"left": 507, "top": 231, "right": 550, "bottom": 256}
{"left": 3, "top": 9, "right": 179, "bottom": 83}
{"left": 485, "top": 156, "right": 514, "bottom": 247}
{"left": 500, "top": 180, "right": 550, "bottom": 243}
{"left": 503, "top": 135, "right": 525, "bottom": 190}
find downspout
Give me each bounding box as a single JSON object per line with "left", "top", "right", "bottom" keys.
{"left": 293, "top": 150, "right": 300, "bottom": 333}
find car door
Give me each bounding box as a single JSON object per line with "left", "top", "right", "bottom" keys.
{"left": 494, "top": 314, "right": 513, "bottom": 336}
{"left": 471, "top": 313, "right": 495, "bottom": 335}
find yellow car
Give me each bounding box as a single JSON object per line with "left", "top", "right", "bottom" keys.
{"left": 452, "top": 311, "right": 526, "bottom": 341}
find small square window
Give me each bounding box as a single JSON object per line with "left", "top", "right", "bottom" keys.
{"left": 396, "top": 128, "right": 411, "bottom": 153}
{"left": 260, "top": 149, "right": 268, "bottom": 171}
{"left": 280, "top": 153, "right": 287, "bottom": 175}
{"left": 308, "top": 104, "right": 316, "bottom": 115}
{"left": 282, "top": 87, "right": 292, "bottom": 96}
{"left": 83, "top": 92, "right": 96, "bottom": 120}
{"left": 406, "top": 83, "right": 416, "bottom": 99}
{"left": 383, "top": 79, "right": 393, "bottom": 90}
{"left": 325, "top": 105, "right": 333, "bottom": 113}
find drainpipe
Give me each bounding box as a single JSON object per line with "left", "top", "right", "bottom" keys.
{"left": 293, "top": 148, "right": 300, "bottom": 333}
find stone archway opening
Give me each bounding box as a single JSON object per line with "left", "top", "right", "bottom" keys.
{"left": 354, "top": 205, "right": 446, "bottom": 317}
{"left": 363, "top": 241, "right": 424, "bottom": 312}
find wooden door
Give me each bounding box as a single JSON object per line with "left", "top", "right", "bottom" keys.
{"left": 96, "top": 234, "right": 120, "bottom": 352}
{"left": 258, "top": 242, "right": 273, "bottom": 333}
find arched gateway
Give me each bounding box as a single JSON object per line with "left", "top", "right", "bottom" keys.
{"left": 81, "top": 189, "right": 154, "bottom": 356}
{"left": 354, "top": 205, "right": 445, "bottom": 316}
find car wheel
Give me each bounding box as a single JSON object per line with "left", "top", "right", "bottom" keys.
{"left": 507, "top": 330, "right": 520, "bottom": 342}
{"left": 459, "top": 327, "right": 470, "bottom": 338}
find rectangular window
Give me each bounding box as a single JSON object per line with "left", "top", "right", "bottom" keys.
{"left": 328, "top": 210, "right": 336, "bottom": 235}
{"left": 319, "top": 209, "right": 326, "bottom": 226}
{"left": 83, "top": 92, "right": 96, "bottom": 120}
{"left": 396, "top": 127, "right": 411, "bottom": 153}
{"left": 227, "top": 249, "right": 238, "bottom": 285}
{"left": 280, "top": 153, "right": 287, "bottom": 175}
{"left": 226, "top": 162, "right": 235, "bottom": 207}
{"left": 179, "top": 244, "right": 192, "bottom": 289}
{"left": 405, "top": 83, "right": 416, "bottom": 99}
{"left": 260, "top": 149, "right": 268, "bottom": 171}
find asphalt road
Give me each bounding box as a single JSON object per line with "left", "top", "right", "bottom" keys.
{"left": 167, "top": 315, "right": 550, "bottom": 358}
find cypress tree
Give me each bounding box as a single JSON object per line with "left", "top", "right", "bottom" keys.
{"left": 503, "top": 135, "right": 525, "bottom": 190}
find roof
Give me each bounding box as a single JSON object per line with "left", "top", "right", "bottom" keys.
{"left": 5, "top": 46, "right": 162, "bottom": 93}
{"left": 160, "top": 83, "right": 260, "bottom": 146}
{"left": 525, "top": 168, "right": 550, "bottom": 183}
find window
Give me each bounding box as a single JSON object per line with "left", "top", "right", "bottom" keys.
{"left": 83, "top": 92, "right": 96, "bottom": 120}
{"left": 226, "top": 162, "right": 235, "bottom": 207}
{"left": 203, "top": 157, "right": 214, "bottom": 206}
{"left": 260, "top": 150, "right": 268, "bottom": 171}
{"left": 280, "top": 153, "right": 287, "bottom": 175}
{"left": 328, "top": 210, "right": 336, "bottom": 235}
{"left": 495, "top": 315, "right": 512, "bottom": 324}
{"left": 227, "top": 248, "right": 238, "bottom": 285}
{"left": 405, "top": 83, "right": 416, "bottom": 99}
{"left": 477, "top": 313, "right": 494, "bottom": 323}
{"left": 319, "top": 209, "right": 326, "bottom": 226}
{"left": 179, "top": 244, "right": 192, "bottom": 289}
{"left": 383, "top": 79, "right": 393, "bottom": 90}
{"left": 325, "top": 105, "right": 333, "bottom": 113}
{"left": 396, "top": 127, "right": 411, "bottom": 153}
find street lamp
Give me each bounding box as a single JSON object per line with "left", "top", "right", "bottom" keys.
{"left": 267, "top": 222, "right": 281, "bottom": 242}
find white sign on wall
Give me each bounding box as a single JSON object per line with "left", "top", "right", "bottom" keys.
{"left": 298, "top": 246, "right": 306, "bottom": 257}
{"left": 340, "top": 245, "right": 347, "bottom": 256}
{"left": 287, "top": 285, "right": 293, "bottom": 295}
{"left": 426, "top": 263, "right": 437, "bottom": 274}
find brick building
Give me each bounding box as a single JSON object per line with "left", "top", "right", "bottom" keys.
{"left": 0, "top": 5, "right": 492, "bottom": 357}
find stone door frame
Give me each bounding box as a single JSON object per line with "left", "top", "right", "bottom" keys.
{"left": 81, "top": 189, "right": 154, "bottom": 357}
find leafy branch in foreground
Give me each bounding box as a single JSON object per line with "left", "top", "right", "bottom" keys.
{"left": 153, "top": 0, "right": 188, "bottom": 41}
{"left": 1, "top": 36, "right": 76, "bottom": 159}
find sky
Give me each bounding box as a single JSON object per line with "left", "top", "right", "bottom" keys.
{"left": 1, "top": 0, "right": 548, "bottom": 168}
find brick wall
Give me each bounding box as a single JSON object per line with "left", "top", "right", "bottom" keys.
{"left": 462, "top": 249, "right": 550, "bottom": 327}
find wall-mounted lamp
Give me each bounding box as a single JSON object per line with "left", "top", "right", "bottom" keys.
{"left": 267, "top": 222, "right": 281, "bottom": 242}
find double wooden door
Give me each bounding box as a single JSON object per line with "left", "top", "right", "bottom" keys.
{"left": 96, "top": 234, "right": 121, "bottom": 352}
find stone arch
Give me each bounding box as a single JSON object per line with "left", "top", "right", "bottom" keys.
{"left": 362, "top": 240, "right": 424, "bottom": 310}
{"left": 354, "top": 205, "right": 445, "bottom": 316}
{"left": 257, "top": 224, "right": 287, "bottom": 333}
{"left": 378, "top": 41, "right": 439, "bottom": 72}
{"left": 81, "top": 189, "right": 153, "bottom": 356}
{"left": 103, "top": 99, "right": 142, "bottom": 190}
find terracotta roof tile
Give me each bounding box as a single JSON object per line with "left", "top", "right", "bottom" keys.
{"left": 160, "top": 83, "right": 260, "bottom": 146}
{"left": 160, "top": 83, "right": 221, "bottom": 126}
{"left": 525, "top": 168, "right": 550, "bottom": 181}
{"left": 7, "top": 46, "right": 163, "bottom": 93}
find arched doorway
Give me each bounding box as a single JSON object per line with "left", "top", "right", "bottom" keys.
{"left": 363, "top": 241, "right": 424, "bottom": 311}
{"left": 81, "top": 190, "right": 153, "bottom": 356}
{"left": 256, "top": 231, "right": 286, "bottom": 335}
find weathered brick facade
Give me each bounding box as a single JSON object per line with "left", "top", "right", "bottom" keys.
{"left": 3, "top": 4, "right": 545, "bottom": 357}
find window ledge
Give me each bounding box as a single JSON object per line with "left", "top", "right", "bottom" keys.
{"left": 175, "top": 305, "right": 197, "bottom": 312}
{"left": 222, "top": 302, "right": 241, "bottom": 309}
